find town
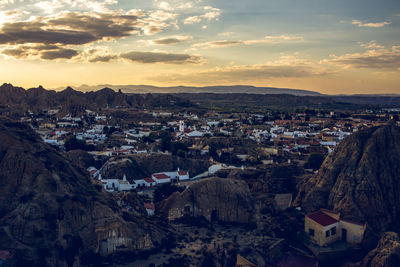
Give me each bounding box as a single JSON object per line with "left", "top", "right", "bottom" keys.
{"left": 0, "top": 84, "right": 399, "bottom": 267}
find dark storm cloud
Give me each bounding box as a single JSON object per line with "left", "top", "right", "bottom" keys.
{"left": 152, "top": 36, "right": 193, "bottom": 45}
{"left": 121, "top": 51, "right": 202, "bottom": 64}
{"left": 153, "top": 38, "right": 183, "bottom": 44}
{"left": 47, "top": 13, "right": 140, "bottom": 40}
{"left": 0, "top": 12, "right": 140, "bottom": 46}
{"left": 0, "top": 21, "right": 97, "bottom": 45}
{"left": 2, "top": 46, "right": 30, "bottom": 58}
{"left": 2, "top": 44, "right": 77, "bottom": 59}
{"left": 88, "top": 55, "right": 119, "bottom": 62}
{"left": 40, "top": 48, "right": 78, "bottom": 59}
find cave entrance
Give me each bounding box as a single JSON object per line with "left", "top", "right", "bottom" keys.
{"left": 100, "top": 240, "right": 108, "bottom": 256}
{"left": 184, "top": 205, "right": 191, "bottom": 216}
{"left": 211, "top": 209, "right": 218, "bottom": 222}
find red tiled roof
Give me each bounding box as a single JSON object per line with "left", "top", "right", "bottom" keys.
{"left": 178, "top": 171, "right": 188, "bottom": 175}
{"left": 144, "top": 177, "right": 156, "bottom": 183}
{"left": 153, "top": 173, "right": 170, "bottom": 179}
{"left": 144, "top": 203, "right": 155, "bottom": 210}
{"left": 306, "top": 211, "right": 338, "bottom": 226}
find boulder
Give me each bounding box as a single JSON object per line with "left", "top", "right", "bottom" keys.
{"left": 159, "top": 177, "right": 254, "bottom": 224}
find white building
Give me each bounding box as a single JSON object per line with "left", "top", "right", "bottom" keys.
{"left": 152, "top": 173, "right": 171, "bottom": 184}
{"left": 144, "top": 203, "right": 155, "bottom": 216}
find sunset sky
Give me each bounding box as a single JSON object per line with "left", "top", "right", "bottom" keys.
{"left": 0, "top": 0, "right": 399, "bottom": 94}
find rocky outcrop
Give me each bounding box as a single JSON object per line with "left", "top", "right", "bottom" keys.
{"left": 159, "top": 177, "right": 254, "bottom": 224}
{"left": 347, "top": 232, "right": 400, "bottom": 267}
{"left": 295, "top": 124, "right": 400, "bottom": 232}
{"left": 65, "top": 149, "right": 103, "bottom": 170}
{"left": 219, "top": 164, "right": 301, "bottom": 194}
{"left": 0, "top": 120, "right": 170, "bottom": 266}
{"left": 0, "top": 83, "right": 190, "bottom": 116}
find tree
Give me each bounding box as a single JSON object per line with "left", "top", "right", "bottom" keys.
{"left": 64, "top": 136, "right": 86, "bottom": 151}
{"left": 304, "top": 153, "right": 326, "bottom": 170}
{"left": 159, "top": 133, "right": 172, "bottom": 152}
{"left": 176, "top": 149, "right": 187, "bottom": 158}
{"left": 171, "top": 142, "right": 188, "bottom": 156}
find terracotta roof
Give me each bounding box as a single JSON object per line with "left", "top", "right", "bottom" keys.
{"left": 153, "top": 173, "right": 170, "bottom": 179}
{"left": 144, "top": 177, "right": 156, "bottom": 183}
{"left": 178, "top": 171, "right": 188, "bottom": 175}
{"left": 306, "top": 211, "right": 338, "bottom": 226}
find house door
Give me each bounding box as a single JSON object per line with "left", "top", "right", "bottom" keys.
{"left": 342, "top": 229, "right": 347, "bottom": 242}
{"left": 211, "top": 209, "right": 218, "bottom": 222}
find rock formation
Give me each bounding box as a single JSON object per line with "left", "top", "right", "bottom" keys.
{"left": 0, "top": 83, "right": 191, "bottom": 116}
{"left": 347, "top": 232, "right": 400, "bottom": 267}
{"left": 159, "top": 177, "right": 254, "bottom": 224}
{"left": 296, "top": 124, "right": 400, "bottom": 232}
{"left": 0, "top": 120, "right": 170, "bottom": 266}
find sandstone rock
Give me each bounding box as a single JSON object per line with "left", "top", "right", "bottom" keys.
{"left": 0, "top": 83, "right": 190, "bottom": 116}
{"left": 0, "top": 120, "right": 170, "bottom": 266}
{"left": 347, "top": 232, "right": 400, "bottom": 267}
{"left": 295, "top": 124, "right": 400, "bottom": 232}
{"left": 159, "top": 177, "right": 254, "bottom": 224}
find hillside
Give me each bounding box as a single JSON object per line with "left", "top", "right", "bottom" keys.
{"left": 0, "top": 83, "right": 191, "bottom": 116}
{"left": 296, "top": 123, "right": 400, "bottom": 234}
{"left": 0, "top": 120, "right": 171, "bottom": 266}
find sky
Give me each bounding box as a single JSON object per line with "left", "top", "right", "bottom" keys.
{"left": 0, "top": 0, "right": 399, "bottom": 94}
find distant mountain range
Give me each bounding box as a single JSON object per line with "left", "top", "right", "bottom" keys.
{"left": 2, "top": 83, "right": 400, "bottom": 116}
{"left": 62, "top": 84, "right": 324, "bottom": 96}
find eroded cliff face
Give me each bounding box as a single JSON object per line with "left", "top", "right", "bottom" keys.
{"left": 159, "top": 177, "right": 254, "bottom": 224}
{"left": 347, "top": 232, "right": 400, "bottom": 267}
{"left": 0, "top": 120, "right": 169, "bottom": 266}
{"left": 295, "top": 124, "right": 400, "bottom": 232}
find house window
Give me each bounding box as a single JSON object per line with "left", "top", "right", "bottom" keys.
{"left": 331, "top": 227, "right": 336, "bottom": 235}
{"left": 325, "top": 231, "right": 330, "bottom": 237}
{"left": 309, "top": 229, "right": 315, "bottom": 236}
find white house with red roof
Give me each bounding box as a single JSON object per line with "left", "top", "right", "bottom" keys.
{"left": 177, "top": 170, "right": 189, "bottom": 181}
{"left": 152, "top": 169, "right": 190, "bottom": 184}
{"left": 144, "top": 177, "right": 156, "bottom": 187}
{"left": 152, "top": 173, "right": 171, "bottom": 184}
{"left": 305, "top": 208, "right": 366, "bottom": 247}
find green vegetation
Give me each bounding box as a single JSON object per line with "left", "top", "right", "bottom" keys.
{"left": 64, "top": 136, "right": 94, "bottom": 151}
